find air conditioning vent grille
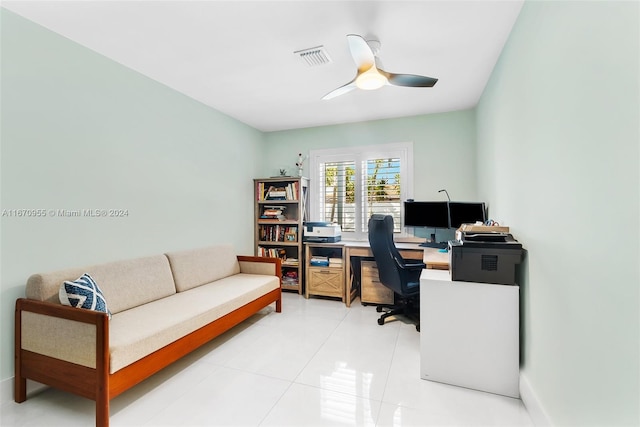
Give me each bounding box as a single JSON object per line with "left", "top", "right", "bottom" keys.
{"left": 294, "top": 46, "right": 331, "bottom": 67}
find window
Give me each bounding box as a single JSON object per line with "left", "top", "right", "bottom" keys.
{"left": 309, "top": 142, "right": 413, "bottom": 240}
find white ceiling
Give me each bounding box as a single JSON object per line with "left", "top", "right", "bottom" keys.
{"left": 2, "top": 1, "right": 524, "bottom": 132}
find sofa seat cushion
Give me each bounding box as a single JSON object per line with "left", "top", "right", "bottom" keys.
{"left": 108, "top": 273, "right": 279, "bottom": 374}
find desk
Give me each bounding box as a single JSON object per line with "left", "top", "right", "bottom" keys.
{"left": 342, "top": 241, "right": 449, "bottom": 307}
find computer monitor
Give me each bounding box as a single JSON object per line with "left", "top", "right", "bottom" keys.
{"left": 403, "top": 201, "right": 450, "bottom": 248}
{"left": 448, "top": 202, "right": 487, "bottom": 229}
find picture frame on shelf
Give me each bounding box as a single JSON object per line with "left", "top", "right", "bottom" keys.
{"left": 285, "top": 232, "right": 297, "bottom": 242}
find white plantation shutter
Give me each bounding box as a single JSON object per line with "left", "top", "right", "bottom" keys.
{"left": 362, "top": 158, "right": 402, "bottom": 232}
{"left": 310, "top": 143, "right": 413, "bottom": 240}
{"left": 320, "top": 160, "right": 357, "bottom": 232}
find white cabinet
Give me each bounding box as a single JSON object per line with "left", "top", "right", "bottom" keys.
{"left": 420, "top": 269, "right": 520, "bottom": 398}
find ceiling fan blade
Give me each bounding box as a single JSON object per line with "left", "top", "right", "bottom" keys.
{"left": 384, "top": 72, "right": 438, "bottom": 88}
{"left": 347, "top": 34, "right": 375, "bottom": 73}
{"left": 322, "top": 80, "right": 357, "bottom": 100}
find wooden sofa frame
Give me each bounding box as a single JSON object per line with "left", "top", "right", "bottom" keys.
{"left": 14, "top": 256, "right": 281, "bottom": 427}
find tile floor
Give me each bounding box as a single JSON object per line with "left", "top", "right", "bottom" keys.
{"left": 1, "top": 292, "right": 533, "bottom": 426}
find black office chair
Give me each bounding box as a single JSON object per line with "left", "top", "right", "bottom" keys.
{"left": 367, "top": 214, "right": 425, "bottom": 331}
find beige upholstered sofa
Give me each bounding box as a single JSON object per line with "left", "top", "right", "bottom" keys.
{"left": 14, "top": 245, "right": 281, "bottom": 427}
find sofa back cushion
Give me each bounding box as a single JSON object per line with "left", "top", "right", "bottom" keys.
{"left": 165, "top": 245, "right": 240, "bottom": 292}
{"left": 26, "top": 255, "right": 176, "bottom": 315}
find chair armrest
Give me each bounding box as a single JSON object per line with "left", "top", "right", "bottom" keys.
{"left": 404, "top": 262, "right": 426, "bottom": 269}
{"left": 15, "top": 298, "right": 109, "bottom": 369}
{"left": 237, "top": 256, "right": 282, "bottom": 279}
{"left": 396, "top": 258, "right": 426, "bottom": 271}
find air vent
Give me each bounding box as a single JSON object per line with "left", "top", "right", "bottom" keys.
{"left": 294, "top": 46, "right": 331, "bottom": 67}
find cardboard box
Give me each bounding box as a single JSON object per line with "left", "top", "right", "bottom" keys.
{"left": 456, "top": 224, "right": 510, "bottom": 241}
{"left": 458, "top": 223, "right": 509, "bottom": 233}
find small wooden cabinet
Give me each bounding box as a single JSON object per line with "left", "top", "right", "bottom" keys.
{"left": 305, "top": 243, "right": 345, "bottom": 301}
{"left": 360, "top": 261, "right": 394, "bottom": 305}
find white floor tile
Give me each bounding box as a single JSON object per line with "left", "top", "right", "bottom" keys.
{"left": 294, "top": 309, "right": 399, "bottom": 401}
{"left": 261, "top": 382, "right": 381, "bottom": 427}
{"left": 5, "top": 293, "right": 533, "bottom": 427}
{"left": 221, "top": 320, "right": 337, "bottom": 381}
{"left": 145, "top": 366, "right": 290, "bottom": 426}
{"left": 1, "top": 387, "right": 96, "bottom": 426}
{"left": 110, "top": 358, "right": 222, "bottom": 426}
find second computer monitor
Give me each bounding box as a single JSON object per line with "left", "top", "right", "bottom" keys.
{"left": 403, "top": 201, "right": 450, "bottom": 229}
{"left": 448, "top": 202, "right": 486, "bottom": 229}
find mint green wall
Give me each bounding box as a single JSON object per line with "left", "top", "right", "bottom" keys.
{"left": 263, "top": 110, "right": 478, "bottom": 202}
{"left": 0, "top": 10, "right": 264, "bottom": 382}
{"left": 477, "top": 1, "right": 639, "bottom": 425}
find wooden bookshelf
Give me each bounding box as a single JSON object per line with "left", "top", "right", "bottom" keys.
{"left": 254, "top": 177, "right": 309, "bottom": 294}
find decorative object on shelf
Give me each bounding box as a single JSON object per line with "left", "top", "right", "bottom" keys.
{"left": 295, "top": 152, "right": 308, "bottom": 177}
{"left": 285, "top": 232, "right": 297, "bottom": 241}
{"left": 279, "top": 168, "right": 288, "bottom": 176}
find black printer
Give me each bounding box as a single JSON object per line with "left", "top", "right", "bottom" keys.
{"left": 448, "top": 232, "right": 523, "bottom": 285}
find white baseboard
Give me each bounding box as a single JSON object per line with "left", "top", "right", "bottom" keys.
{"left": 520, "top": 373, "right": 552, "bottom": 426}
{"left": 0, "top": 376, "right": 12, "bottom": 405}
{"left": 0, "top": 376, "right": 47, "bottom": 406}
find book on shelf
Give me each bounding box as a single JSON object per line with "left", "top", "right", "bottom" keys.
{"left": 260, "top": 205, "right": 287, "bottom": 221}
{"left": 258, "top": 225, "right": 298, "bottom": 242}
{"left": 257, "top": 246, "right": 287, "bottom": 260}
{"left": 282, "top": 270, "right": 299, "bottom": 285}
{"left": 282, "top": 276, "right": 299, "bottom": 286}
{"left": 258, "top": 182, "right": 300, "bottom": 201}
{"left": 267, "top": 189, "right": 287, "bottom": 200}
{"left": 282, "top": 258, "right": 299, "bottom": 267}
{"left": 260, "top": 214, "right": 287, "bottom": 221}
{"left": 263, "top": 209, "right": 283, "bottom": 216}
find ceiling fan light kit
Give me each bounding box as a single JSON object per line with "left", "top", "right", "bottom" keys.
{"left": 355, "top": 68, "right": 387, "bottom": 90}
{"left": 323, "top": 34, "right": 438, "bottom": 100}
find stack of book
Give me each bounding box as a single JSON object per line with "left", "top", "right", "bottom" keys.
{"left": 266, "top": 187, "right": 287, "bottom": 200}
{"left": 282, "top": 258, "right": 299, "bottom": 267}
{"left": 257, "top": 182, "right": 299, "bottom": 201}
{"left": 282, "top": 270, "right": 299, "bottom": 286}
{"left": 310, "top": 256, "right": 330, "bottom": 267}
{"left": 260, "top": 205, "right": 286, "bottom": 221}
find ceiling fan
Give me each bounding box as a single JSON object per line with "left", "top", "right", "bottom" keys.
{"left": 322, "top": 34, "right": 438, "bottom": 100}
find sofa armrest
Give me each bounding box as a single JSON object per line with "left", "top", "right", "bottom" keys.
{"left": 237, "top": 256, "right": 282, "bottom": 281}
{"left": 15, "top": 298, "right": 109, "bottom": 369}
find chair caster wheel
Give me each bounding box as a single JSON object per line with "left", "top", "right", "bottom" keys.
{"left": 376, "top": 306, "right": 383, "bottom": 313}
{"left": 377, "top": 318, "right": 385, "bottom": 325}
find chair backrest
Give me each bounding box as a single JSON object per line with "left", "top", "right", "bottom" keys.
{"left": 367, "top": 214, "right": 404, "bottom": 294}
